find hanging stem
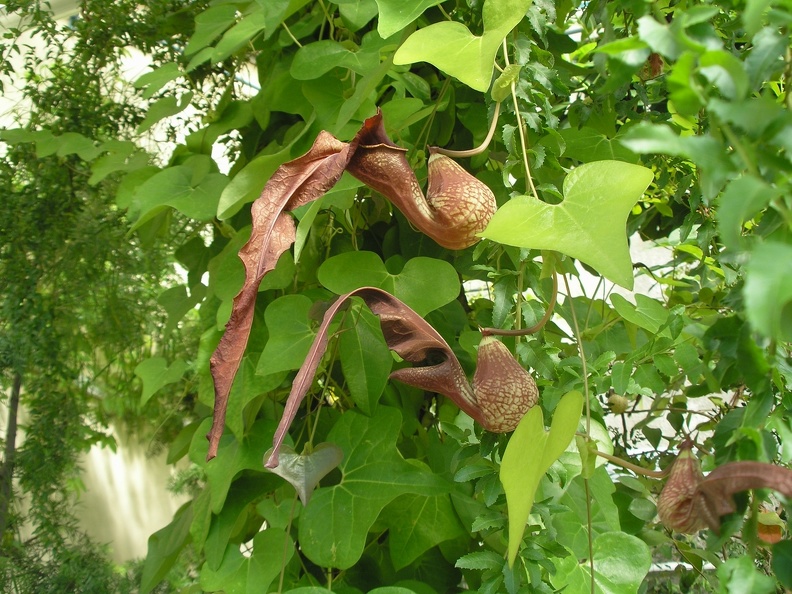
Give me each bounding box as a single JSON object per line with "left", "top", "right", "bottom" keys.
{"left": 584, "top": 445, "right": 670, "bottom": 479}
{"left": 277, "top": 493, "right": 299, "bottom": 594}
{"left": 432, "top": 102, "right": 501, "bottom": 158}
{"left": 480, "top": 271, "right": 557, "bottom": 336}
{"left": 563, "top": 272, "right": 594, "bottom": 593}
{"left": 501, "top": 39, "right": 540, "bottom": 201}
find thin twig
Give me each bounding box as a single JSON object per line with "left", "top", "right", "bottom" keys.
{"left": 563, "top": 272, "right": 594, "bottom": 594}
{"left": 281, "top": 22, "right": 303, "bottom": 48}
{"left": 432, "top": 102, "right": 501, "bottom": 158}
{"left": 502, "top": 39, "right": 539, "bottom": 201}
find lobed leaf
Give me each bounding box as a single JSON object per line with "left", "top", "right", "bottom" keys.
{"left": 482, "top": 161, "right": 653, "bottom": 289}
{"left": 393, "top": 0, "right": 534, "bottom": 91}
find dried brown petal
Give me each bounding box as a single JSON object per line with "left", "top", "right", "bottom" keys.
{"left": 472, "top": 336, "right": 538, "bottom": 433}
{"left": 695, "top": 460, "right": 792, "bottom": 532}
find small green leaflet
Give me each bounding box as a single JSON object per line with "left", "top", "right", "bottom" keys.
{"left": 140, "top": 503, "right": 192, "bottom": 594}
{"left": 127, "top": 157, "right": 228, "bottom": 230}
{"left": 338, "top": 305, "right": 392, "bottom": 415}
{"left": 482, "top": 161, "right": 653, "bottom": 289}
{"left": 393, "top": 0, "right": 533, "bottom": 92}
{"left": 500, "top": 390, "right": 584, "bottom": 566}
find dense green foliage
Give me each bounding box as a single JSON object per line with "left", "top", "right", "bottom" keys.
{"left": 2, "top": 0, "right": 792, "bottom": 592}
{"left": 0, "top": 1, "right": 201, "bottom": 591}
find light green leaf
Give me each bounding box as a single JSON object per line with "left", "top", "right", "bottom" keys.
{"left": 204, "top": 477, "right": 268, "bottom": 570}
{"left": 744, "top": 241, "right": 792, "bottom": 343}
{"left": 744, "top": 27, "right": 787, "bottom": 88}
{"left": 317, "top": 251, "right": 460, "bottom": 316}
{"left": 134, "top": 357, "right": 189, "bottom": 406}
{"left": 216, "top": 119, "right": 314, "bottom": 219}
{"left": 393, "top": 0, "right": 533, "bottom": 91}
{"left": 716, "top": 557, "right": 776, "bottom": 594}
{"left": 265, "top": 443, "right": 344, "bottom": 506}
{"left": 554, "top": 467, "right": 621, "bottom": 559}
{"left": 557, "top": 126, "right": 637, "bottom": 163}
{"left": 140, "top": 503, "right": 193, "bottom": 594}
{"left": 127, "top": 159, "right": 228, "bottom": 229}
{"left": 184, "top": 4, "right": 238, "bottom": 55}
{"left": 717, "top": 175, "right": 777, "bottom": 251}
{"left": 55, "top": 132, "right": 102, "bottom": 160}
{"left": 620, "top": 122, "right": 716, "bottom": 159}
{"left": 291, "top": 33, "right": 383, "bottom": 80}
{"left": 374, "top": 0, "right": 445, "bottom": 38}
{"left": 699, "top": 49, "right": 749, "bottom": 101}
{"left": 224, "top": 356, "right": 286, "bottom": 440}
{"left": 551, "top": 532, "right": 652, "bottom": 594}
{"left": 200, "top": 529, "right": 295, "bottom": 594}
{"left": 636, "top": 15, "right": 680, "bottom": 59}
{"left": 772, "top": 540, "right": 792, "bottom": 589}
{"left": 0, "top": 128, "right": 46, "bottom": 145}
{"left": 482, "top": 161, "right": 653, "bottom": 289}
{"left": 455, "top": 550, "right": 505, "bottom": 570}
{"left": 89, "top": 140, "right": 149, "bottom": 185}
{"left": 256, "top": 294, "right": 316, "bottom": 376}
{"left": 137, "top": 92, "right": 193, "bottom": 133}
{"left": 338, "top": 0, "right": 378, "bottom": 31}
{"left": 134, "top": 63, "right": 183, "bottom": 99}
{"left": 293, "top": 173, "right": 363, "bottom": 263}
{"left": 610, "top": 293, "right": 668, "bottom": 334}
{"left": 491, "top": 64, "right": 521, "bottom": 102}
{"left": 298, "top": 407, "right": 448, "bottom": 569}
{"left": 500, "top": 390, "right": 584, "bottom": 565}
{"left": 157, "top": 284, "right": 207, "bottom": 336}
{"left": 384, "top": 493, "right": 467, "bottom": 570}
{"left": 211, "top": 9, "right": 271, "bottom": 64}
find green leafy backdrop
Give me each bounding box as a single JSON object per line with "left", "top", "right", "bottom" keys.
{"left": 2, "top": 0, "right": 792, "bottom": 593}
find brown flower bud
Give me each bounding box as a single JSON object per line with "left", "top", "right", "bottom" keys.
{"left": 657, "top": 442, "right": 705, "bottom": 533}
{"left": 472, "top": 336, "right": 538, "bottom": 432}
{"left": 425, "top": 150, "right": 497, "bottom": 250}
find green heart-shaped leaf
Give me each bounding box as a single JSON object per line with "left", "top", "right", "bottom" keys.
{"left": 393, "top": 0, "right": 533, "bottom": 91}
{"left": 134, "top": 357, "right": 189, "bottom": 406}
{"left": 317, "top": 251, "right": 459, "bottom": 316}
{"left": 550, "top": 531, "right": 652, "bottom": 593}
{"left": 500, "top": 390, "right": 584, "bottom": 566}
{"left": 265, "top": 443, "right": 344, "bottom": 505}
{"left": 374, "top": 0, "right": 445, "bottom": 38}
{"left": 482, "top": 160, "right": 653, "bottom": 289}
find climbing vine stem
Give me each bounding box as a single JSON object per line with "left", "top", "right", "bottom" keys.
{"left": 502, "top": 39, "right": 539, "bottom": 202}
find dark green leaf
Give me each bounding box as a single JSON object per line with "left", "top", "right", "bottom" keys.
{"left": 298, "top": 407, "right": 449, "bottom": 569}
